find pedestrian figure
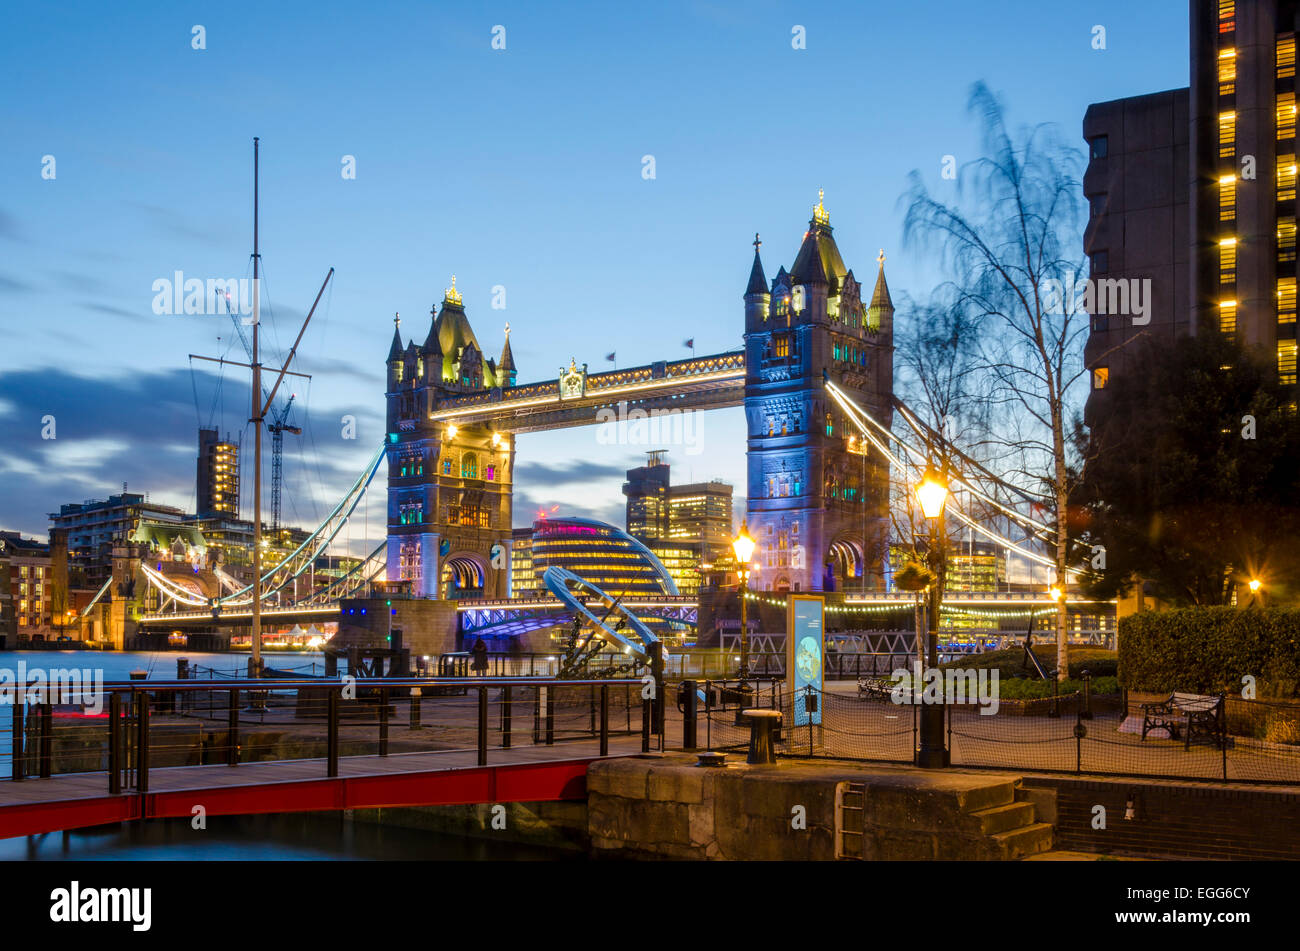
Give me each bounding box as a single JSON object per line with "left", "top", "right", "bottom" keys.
{"left": 471, "top": 638, "right": 489, "bottom": 676}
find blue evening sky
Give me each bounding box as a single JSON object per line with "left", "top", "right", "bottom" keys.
{"left": 0, "top": 0, "right": 1187, "bottom": 545}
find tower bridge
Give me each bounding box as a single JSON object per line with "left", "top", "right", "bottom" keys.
{"left": 387, "top": 191, "right": 894, "bottom": 602}
{"left": 128, "top": 192, "right": 1104, "bottom": 649}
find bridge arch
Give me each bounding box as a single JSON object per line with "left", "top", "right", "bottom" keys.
{"left": 827, "top": 536, "right": 863, "bottom": 590}
{"left": 441, "top": 552, "right": 486, "bottom": 599}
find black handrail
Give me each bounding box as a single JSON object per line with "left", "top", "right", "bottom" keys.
{"left": 3, "top": 675, "right": 654, "bottom": 798}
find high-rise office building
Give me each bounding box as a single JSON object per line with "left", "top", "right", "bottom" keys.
{"left": 666, "top": 480, "right": 733, "bottom": 559}
{"left": 510, "top": 526, "right": 540, "bottom": 597}
{"left": 197, "top": 429, "right": 240, "bottom": 518}
{"left": 1085, "top": 0, "right": 1299, "bottom": 425}
{"left": 622, "top": 451, "right": 671, "bottom": 540}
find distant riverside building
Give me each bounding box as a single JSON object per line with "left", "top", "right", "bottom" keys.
{"left": 510, "top": 526, "right": 540, "bottom": 597}
{"left": 197, "top": 428, "right": 240, "bottom": 518}
{"left": 645, "top": 538, "right": 703, "bottom": 598}
{"left": 0, "top": 532, "right": 53, "bottom": 638}
{"left": 622, "top": 451, "right": 671, "bottom": 541}
{"left": 946, "top": 538, "right": 1008, "bottom": 592}
{"left": 666, "top": 481, "right": 733, "bottom": 559}
{"left": 621, "top": 451, "right": 733, "bottom": 597}
{"left": 1085, "top": 0, "right": 1299, "bottom": 427}
{"left": 49, "top": 491, "right": 188, "bottom": 590}
{"left": 530, "top": 516, "right": 678, "bottom": 599}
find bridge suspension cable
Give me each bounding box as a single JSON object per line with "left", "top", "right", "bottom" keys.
{"left": 138, "top": 442, "right": 387, "bottom": 611}
{"left": 822, "top": 380, "right": 1076, "bottom": 577}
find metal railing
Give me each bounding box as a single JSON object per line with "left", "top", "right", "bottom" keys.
{"left": 1, "top": 675, "right": 663, "bottom": 797}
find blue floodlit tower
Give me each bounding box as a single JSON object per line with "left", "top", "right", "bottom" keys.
{"left": 742, "top": 192, "right": 895, "bottom": 593}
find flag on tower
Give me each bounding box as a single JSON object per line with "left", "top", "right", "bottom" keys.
{"left": 683, "top": 338, "right": 694, "bottom": 349}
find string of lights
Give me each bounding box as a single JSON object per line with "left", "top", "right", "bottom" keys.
{"left": 742, "top": 590, "right": 1058, "bottom": 622}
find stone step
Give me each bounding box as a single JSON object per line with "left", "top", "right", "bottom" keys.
{"left": 988, "top": 822, "right": 1055, "bottom": 860}
{"left": 962, "top": 801, "right": 1038, "bottom": 836}
{"left": 954, "top": 778, "right": 1018, "bottom": 814}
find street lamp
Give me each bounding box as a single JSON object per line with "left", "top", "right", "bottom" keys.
{"left": 915, "top": 465, "right": 949, "bottom": 520}
{"left": 732, "top": 522, "right": 756, "bottom": 682}
{"left": 915, "top": 462, "right": 949, "bottom": 769}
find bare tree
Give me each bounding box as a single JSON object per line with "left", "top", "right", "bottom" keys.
{"left": 903, "top": 82, "right": 1089, "bottom": 680}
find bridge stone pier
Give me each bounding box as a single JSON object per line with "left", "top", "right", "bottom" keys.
{"left": 384, "top": 192, "right": 894, "bottom": 602}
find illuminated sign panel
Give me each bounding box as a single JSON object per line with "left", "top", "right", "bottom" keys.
{"left": 787, "top": 594, "right": 823, "bottom": 727}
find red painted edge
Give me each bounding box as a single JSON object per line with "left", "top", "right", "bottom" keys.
{"left": 0, "top": 756, "right": 602, "bottom": 839}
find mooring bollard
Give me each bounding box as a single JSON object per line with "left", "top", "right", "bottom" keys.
{"left": 742, "top": 709, "right": 782, "bottom": 765}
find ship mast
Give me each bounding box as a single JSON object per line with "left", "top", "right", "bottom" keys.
{"left": 251, "top": 136, "right": 263, "bottom": 675}
{"left": 191, "top": 140, "right": 331, "bottom": 672}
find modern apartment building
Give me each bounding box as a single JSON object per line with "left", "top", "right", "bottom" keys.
{"left": 1084, "top": 0, "right": 1298, "bottom": 424}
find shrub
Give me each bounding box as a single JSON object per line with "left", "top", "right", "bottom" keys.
{"left": 941, "top": 647, "right": 1117, "bottom": 680}
{"left": 994, "top": 676, "right": 1119, "bottom": 700}
{"left": 1118, "top": 606, "right": 1300, "bottom": 697}
{"left": 1264, "top": 713, "right": 1300, "bottom": 745}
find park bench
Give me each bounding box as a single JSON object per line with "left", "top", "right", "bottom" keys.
{"left": 1139, "top": 692, "right": 1226, "bottom": 750}
{"left": 858, "top": 677, "right": 909, "bottom": 703}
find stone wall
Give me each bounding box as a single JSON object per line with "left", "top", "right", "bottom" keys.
{"left": 1023, "top": 775, "right": 1300, "bottom": 860}
{"left": 337, "top": 597, "right": 458, "bottom": 658}
{"left": 587, "top": 754, "right": 1053, "bottom": 860}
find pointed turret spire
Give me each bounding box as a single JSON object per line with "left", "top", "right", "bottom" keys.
{"left": 499, "top": 321, "right": 516, "bottom": 373}
{"left": 423, "top": 301, "right": 443, "bottom": 355}
{"left": 867, "top": 249, "right": 894, "bottom": 332}
{"left": 387, "top": 313, "right": 403, "bottom": 361}
{"left": 746, "top": 233, "right": 768, "bottom": 296}
{"left": 869, "top": 249, "right": 894, "bottom": 311}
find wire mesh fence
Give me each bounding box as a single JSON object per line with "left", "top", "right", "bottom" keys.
{"left": 696, "top": 682, "right": 1300, "bottom": 785}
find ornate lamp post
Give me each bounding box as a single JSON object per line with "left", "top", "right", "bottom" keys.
{"left": 915, "top": 463, "right": 949, "bottom": 769}
{"left": 732, "top": 522, "right": 757, "bottom": 681}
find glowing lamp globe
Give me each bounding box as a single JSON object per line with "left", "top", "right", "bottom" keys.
{"left": 732, "top": 522, "right": 757, "bottom": 566}
{"left": 1249, "top": 579, "right": 1262, "bottom": 593}
{"left": 915, "top": 468, "right": 948, "bottom": 520}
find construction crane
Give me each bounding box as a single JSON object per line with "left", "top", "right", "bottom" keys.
{"left": 268, "top": 393, "right": 301, "bottom": 532}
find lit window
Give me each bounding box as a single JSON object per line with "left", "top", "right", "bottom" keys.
{"left": 1279, "top": 93, "right": 1297, "bottom": 140}
{"left": 1219, "top": 175, "right": 1236, "bottom": 221}
{"left": 1279, "top": 277, "right": 1297, "bottom": 321}
{"left": 1279, "top": 35, "right": 1296, "bottom": 79}
{"left": 1218, "top": 49, "right": 1236, "bottom": 95}
{"left": 1092, "top": 367, "right": 1109, "bottom": 390}
{"left": 1219, "top": 112, "right": 1236, "bottom": 158}
{"left": 1219, "top": 300, "right": 1238, "bottom": 335}
{"left": 1279, "top": 154, "right": 1297, "bottom": 201}
{"left": 1219, "top": 237, "right": 1237, "bottom": 281}
{"left": 1280, "top": 340, "right": 1298, "bottom": 386}
{"left": 1280, "top": 217, "right": 1297, "bottom": 262}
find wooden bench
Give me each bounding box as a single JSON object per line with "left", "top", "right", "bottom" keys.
{"left": 1140, "top": 692, "right": 1226, "bottom": 750}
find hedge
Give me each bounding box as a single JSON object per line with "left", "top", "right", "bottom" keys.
{"left": 1118, "top": 606, "right": 1300, "bottom": 697}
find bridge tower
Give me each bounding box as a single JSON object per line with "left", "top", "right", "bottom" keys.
{"left": 385, "top": 278, "right": 517, "bottom": 599}
{"left": 742, "top": 193, "right": 894, "bottom": 593}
